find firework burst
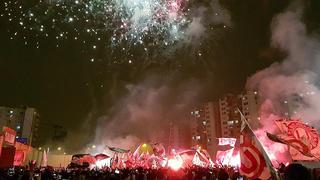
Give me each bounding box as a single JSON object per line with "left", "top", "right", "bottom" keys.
{"left": 107, "top": 0, "right": 189, "bottom": 47}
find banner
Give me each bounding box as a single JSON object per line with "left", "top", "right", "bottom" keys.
{"left": 218, "top": 138, "right": 237, "bottom": 146}
{"left": 16, "top": 138, "right": 28, "bottom": 145}
{"left": 3, "top": 127, "right": 16, "bottom": 146}
{"left": 216, "top": 138, "right": 237, "bottom": 165}
{"left": 216, "top": 148, "right": 234, "bottom": 165}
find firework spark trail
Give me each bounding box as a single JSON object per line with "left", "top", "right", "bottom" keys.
{"left": 4, "top": 0, "right": 190, "bottom": 46}
{"left": 2, "top": 0, "right": 231, "bottom": 64}
{"left": 105, "top": 0, "right": 189, "bottom": 48}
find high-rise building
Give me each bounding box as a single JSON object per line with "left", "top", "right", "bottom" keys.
{"left": 189, "top": 91, "right": 261, "bottom": 156}
{"left": 239, "top": 91, "right": 260, "bottom": 123}
{"left": 0, "top": 106, "right": 40, "bottom": 146}
{"left": 190, "top": 102, "right": 221, "bottom": 154}
{"left": 168, "top": 121, "right": 191, "bottom": 150}
{"left": 218, "top": 91, "right": 261, "bottom": 138}
{"left": 218, "top": 94, "right": 242, "bottom": 138}
{"left": 282, "top": 93, "right": 304, "bottom": 119}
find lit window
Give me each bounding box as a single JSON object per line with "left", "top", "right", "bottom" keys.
{"left": 227, "top": 121, "right": 234, "bottom": 125}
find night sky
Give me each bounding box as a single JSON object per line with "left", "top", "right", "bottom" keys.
{"left": 0, "top": 0, "right": 319, "bottom": 152}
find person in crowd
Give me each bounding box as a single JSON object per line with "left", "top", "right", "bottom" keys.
{"left": 283, "top": 163, "right": 311, "bottom": 180}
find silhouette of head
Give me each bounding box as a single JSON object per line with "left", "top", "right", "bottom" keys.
{"left": 284, "top": 163, "right": 311, "bottom": 180}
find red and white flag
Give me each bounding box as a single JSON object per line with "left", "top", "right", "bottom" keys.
{"left": 274, "top": 119, "right": 320, "bottom": 160}
{"left": 3, "top": 127, "right": 16, "bottom": 146}
{"left": 216, "top": 138, "right": 236, "bottom": 165}
{"left": 41, "top": 150, "right": 48, "bottom": 167}
{"left": 239, "top": 112, "right": 276, "bottom": 180}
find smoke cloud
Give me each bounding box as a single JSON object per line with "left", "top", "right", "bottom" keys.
{"left": 184, "top": 0, "right": 232, "bottom": 45}
{"left": 247, "top": 1, "right": 320, "bottom": 127}
{"left": 91, "top": 75, "right": 203, "bottom": 152}
{"left": 247, "top": 1, "right": 320, "bottom": 163}
{"left": 60, "top": 0, "right": 232, "bottom": 153}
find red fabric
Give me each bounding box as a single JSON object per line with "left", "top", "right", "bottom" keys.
{"left": 216, "top": 138, "right": 236, "bottom": 165}
{"left": 0, "top": 146, "right": 16, "bottom": 168}
{"left": 275, "top": 119, "right": 320, "bottom": 160}
{"left": 2, "top": 127, "right": 16, "bottom": 146}
{"left": 95, "top": 154, "right": 109, "bottom": 160}
{"left": 216, "top": 148, "right": 234, "bottom": 165}
{"left": 0, "top": 136, "right": 3, "bottom": 157}
{"left": 240, "top": 121, "right": 272, "bottom": 180}
{"left": 14, "top": 151, "right": 25, "bottom": 166}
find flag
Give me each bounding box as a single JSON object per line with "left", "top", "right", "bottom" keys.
{"left": 238, "top": 110, "right": 277, "bottom": 180}
{"left": 216, "top": 149, "right": 234, "bottom": 165}
{"left": 152, "top": 143, "right": 166, "bottom": 157}
{"left": 216, "top": 138, "right": 237, "bottom": 165}
{"left": 266, "top": 132, "right": 313, "bottom": 158}
{"left": 111, "top": 153, "right": 119, "bottom": 169}
{"left": 108, "top": 146, "right": 130, "bottom": 153}
{"left": 2, "top": 127, "right": 16, "bottom": 146}
{"left": 41, "top": 150, "right": 48, "bottom": 167}
{"left": 273, "top": 119, "right": 320, "bottom": 161}
{"left": 0, "top": 135, "right": 3, "bottom": 157}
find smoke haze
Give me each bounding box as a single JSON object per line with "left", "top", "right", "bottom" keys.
{"left": 247, "top": 0, "right": 320, "bottom": 163}
{"left": 247, "top": 1, "right": 320, "bottom": 127}
{"left": 184, "top": 0, "right": 232, "bottom": 45}
{"left": 91, "top": 75, "right": 203, "bottom": 152}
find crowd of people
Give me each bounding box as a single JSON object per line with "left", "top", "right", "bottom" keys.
{"left": 0, "top": 165, "right": 240, "bottom": 180}
{"left": 0, "top": 163, "right": 312, "bottom": 180}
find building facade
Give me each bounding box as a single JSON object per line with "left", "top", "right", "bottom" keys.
{"left": 240, "top": 91, "right": 260, "bottom": 124}
{"left": 168, "top": 121, "right": 192, "bottom": 150}
{"left": 190, "top": 91, "right": 261, "bottom": 155}
{"left": 190, "top": 102, "right": 220, "bottom": 154}
{"left": 0, "top": 106, "right": 40, "bottom": 146}
{"left": 219, "top": 91, "right": 261, "bottom": 137}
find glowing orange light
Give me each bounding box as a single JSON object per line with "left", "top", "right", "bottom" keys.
{"left": 142, "top": 143, "right": 147, "bottom": 147}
